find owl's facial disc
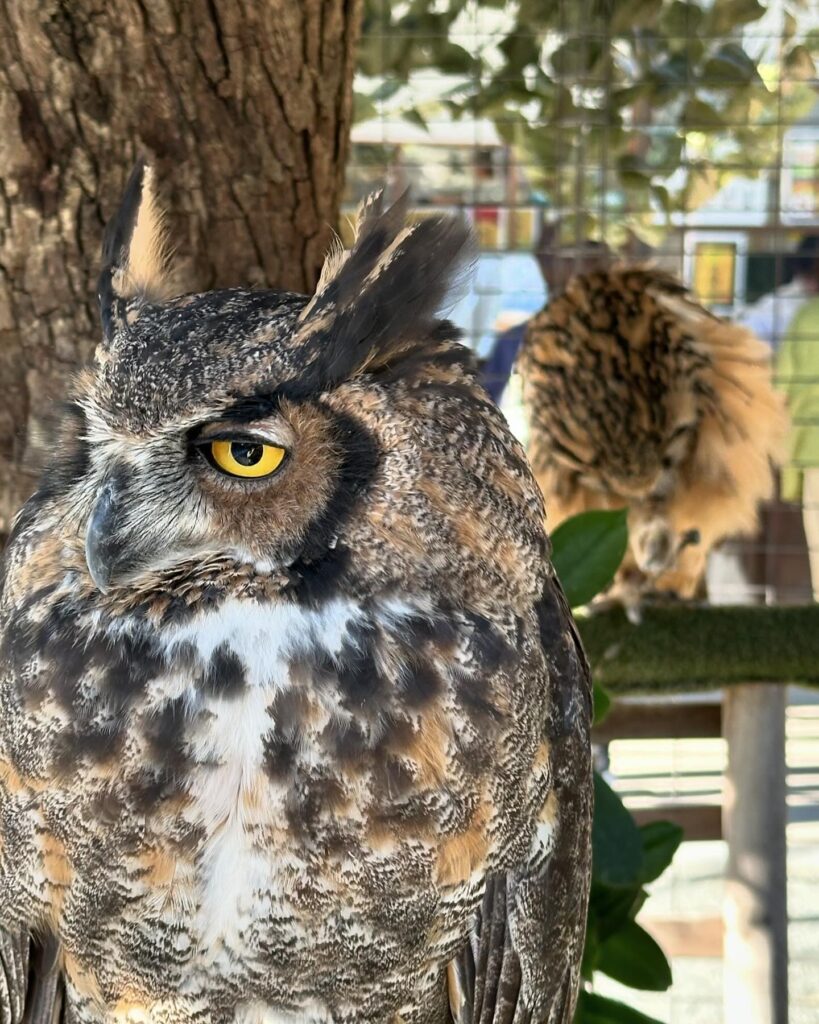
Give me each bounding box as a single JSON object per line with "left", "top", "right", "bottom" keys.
{"left": 84, "top": 426, "right": 290, "bottom": 592}
{"left": 79, "top": 163, "right": 475, "bottom": 597}
{"left": 81, "top": 402, "right": 345, "bottom": 594}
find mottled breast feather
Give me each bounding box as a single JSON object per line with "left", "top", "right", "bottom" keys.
{"left": 0, "top": 166, "right": 592, "bottom": 1024}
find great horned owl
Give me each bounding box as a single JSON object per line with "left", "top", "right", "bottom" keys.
{"left": 518, "top": 265, "right": 787, "bottom": 604}
{"left": 0, "top": 164, "right": 592, "bottom": 1024}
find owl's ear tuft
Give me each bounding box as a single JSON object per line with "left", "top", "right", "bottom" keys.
{"left": 98, "top": 159, "right": 173, "bottom": 341}
{"left": 296, "top": 190, "right": 476, "bottom": 386}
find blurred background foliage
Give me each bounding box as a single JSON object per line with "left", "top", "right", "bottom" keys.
{"left": 355, "top": 0, "right": 817, "bottom": 241}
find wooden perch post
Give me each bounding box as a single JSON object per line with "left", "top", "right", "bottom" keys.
{"left": 579, "top": 602, "right": 804, "bottom": 1023}
{"left": 577, "top": 603, "right": 819, "bottom": 693}
{"left": 723, "top": 685, "right": 789, "bottom": 1024}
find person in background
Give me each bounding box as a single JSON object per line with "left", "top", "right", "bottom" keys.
{"left": 480, "top": 224, "right": 611, "bottom": 404}
{"left": 776, "top": 294, "right": 819, "bottom": 600}
{"left": 482, "top": 313, "right": 528, "bottom": 404}
{"left": 730, "top": 234, "right": 819, "bottom": 605}
{"left": 737, "top": 234, "right": 819, "bottom": 351}
{"left": 707, "top": 235, "right": 819, "bottom": 607}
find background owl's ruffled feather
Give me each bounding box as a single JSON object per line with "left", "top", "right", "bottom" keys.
{"left": 518, "top": 264, "right": 788, "bottom": 604}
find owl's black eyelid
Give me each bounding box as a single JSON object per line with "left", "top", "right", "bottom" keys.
{"left": 189, "top": 433, "right": 285, "bottom": 449}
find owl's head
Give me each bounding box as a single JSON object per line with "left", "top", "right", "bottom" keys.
{"left": 29, "top": 162, "right": 544, "bottom": 613}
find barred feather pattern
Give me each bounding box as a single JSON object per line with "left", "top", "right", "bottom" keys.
{"left": 518, "top": 265, "right": 788, "bottom": 601}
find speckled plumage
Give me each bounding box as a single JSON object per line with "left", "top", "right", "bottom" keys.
{"left": 0, "top": 166, "right": 591, "bottom": 1024}
{"left": 519, "top": 265, "right": 787, "bottom": 604}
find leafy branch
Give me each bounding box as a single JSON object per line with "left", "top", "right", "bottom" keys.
{"left": 551, "top": 510, "right": 681, "bottom": 1023}
{"left": 356, "top": 0, "right": 817, "bottom": 238}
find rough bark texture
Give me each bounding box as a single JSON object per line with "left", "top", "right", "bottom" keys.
{"left": 0, "top": 0, "right": 362, "bottom": 531}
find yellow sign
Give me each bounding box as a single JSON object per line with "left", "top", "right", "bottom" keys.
{"left": 693, "top": 242, "right": 736, "bottom": 305}
{"left": 511, "top": 208, "right": 538, "bottom": 250}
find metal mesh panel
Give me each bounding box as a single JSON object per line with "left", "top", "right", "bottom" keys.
{"left": 346, "top": 1, "right": 819, "bottom": 1018}
{"left": 347, "top": 0, "right": 819, "bottom": 609}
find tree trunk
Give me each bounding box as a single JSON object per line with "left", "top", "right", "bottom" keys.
{"left": 0, "top": 0, "right": 362, "bottom": 532}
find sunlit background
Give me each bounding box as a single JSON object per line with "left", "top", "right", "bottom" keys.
{"left": 345, "top": 1, "right": 818, "bottom": 1019}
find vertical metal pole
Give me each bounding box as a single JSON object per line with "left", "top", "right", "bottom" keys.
{"left": 723, "top": 684, "right": 789, "bottom": 1024}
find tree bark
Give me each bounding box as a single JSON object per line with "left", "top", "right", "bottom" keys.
{"left": 0, "top": 0, "right": 362, "bottom": 531}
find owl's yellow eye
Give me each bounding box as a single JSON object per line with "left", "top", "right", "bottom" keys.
{"left": 208, "top": 439, "right": 286, "bottom": 479}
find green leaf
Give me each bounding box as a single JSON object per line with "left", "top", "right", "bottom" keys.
{"left": 589, "top": 882, "right": 646, "bottom": 942}
{"left": 639, "top": 821, "right": 684, "bottom": 883}
{"left": 356, "top": 27, "right": 414, "bottom": 77}
{"left": 593, "top": 682, "right": 612, "bottom": 726}
{"left": 575, "top": 989, "right": 667, "bottom": 1024}
{"left": 611, "top": 84, "right": 652, "bottom": 109}
{"left": 401, "top": 107, "right": 429, "bottom": 131}
{"left": 705, "top": 0, "right": 766, "bottom": 35}
{"left": 518, "top": 0, "right": 562, "bottom": 20}
{"left": 784, "top": 44, "right": 817, "bottom": 80}
{"left": 353, "top": 143, "right": 394, "bottom": 168}
{"left": 660, "top": 0, "right": 703, "bottom": 39}
{"left": 498, "top": 27, "right": 541, "bottom": 70}
{"left": 550, "top": 37, "right": 603, "bottom": 77}
{"left": 432, "top": 41, "right": 476, "bottom": 75}
{"left": 520, "top": 129, "right": 570, "bottom": 167}
{"left": 618, "top": 150, "right": 655, "bottom": 192}
{"left": 681, "top": 98, "right": 724, "bottom": 131}
{"left": 596, "top": 920, "right": 673, "bottom": 991}
{"left": 650, "top": 183, "right": 674, "bottom": 217}
{"left": 703, "top": 44, "right": 763, "bottom": 86}
{"left": 353, "top": 92, "right": 378, "bottom": 124}
{"left": 368, "top": 78, "right": 404, "bottom": 102}
{"left": 610, "top": 0, "right": 662, "bottom": 33}
{"left": 494, "top": 111, "right": 530, "bottom": 146}
{"left": 645, "top": 133, "right": 684, "bottom": 171}
{"left": 550, "top": 508, "right": 628, "bottom": 608}
{"left": 650, "top": 53, "right": 690, "bottom": 89}
{"left": 620, "top": 169, "right": 653, "bottom": 192}
{"left": 471, "top": 78, "right": 532, "bottom": 117}
{"left": 592, "top": 773, "right": 644, "bottom": 887}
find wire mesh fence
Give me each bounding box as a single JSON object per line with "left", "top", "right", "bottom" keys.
{"left": 346, "top": 0, "right": 819, "bottom": 609}
{"left": 345, "top": 1, "right": 818, "bottom": 1018}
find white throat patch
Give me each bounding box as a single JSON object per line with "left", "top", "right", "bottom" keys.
{"left": 162, "top": 596, "right": 367, "bottom": 690}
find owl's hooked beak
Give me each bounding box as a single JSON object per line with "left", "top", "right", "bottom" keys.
{"left": 85, "top": 476, "right": 129, "bottom": 593}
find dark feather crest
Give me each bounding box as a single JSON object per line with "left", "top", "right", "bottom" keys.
{"left": 98, "top": 158, "right": 172, "bottom": 343}
{"left": 296, "top": 191, "right": 477, "bottom": 387}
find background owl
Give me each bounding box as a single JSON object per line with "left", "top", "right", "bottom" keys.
{"left": 518, "top": 264, "right": 788, "bottom": 606}
{"left": 0, "top": 164, "right": 591, "bottom": 1024}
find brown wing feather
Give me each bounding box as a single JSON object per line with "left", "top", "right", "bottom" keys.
{"left": 0, "top": 931, "right": 64, "bottom": 1024}
{"left": 448, "top": 573, "right": 592, "bottom": 1024}
{"left": 518, "top": 263, "right": 786, "bottom": 599}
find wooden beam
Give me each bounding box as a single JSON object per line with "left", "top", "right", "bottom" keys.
{"left": 630, "top": 804, "right": 722, "bottom": 842}
{"left": 593, "top": 699, "right": 722, "bottom": 743}
{"left": 641, "top": 916, "right": 724, "bottom": 958}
